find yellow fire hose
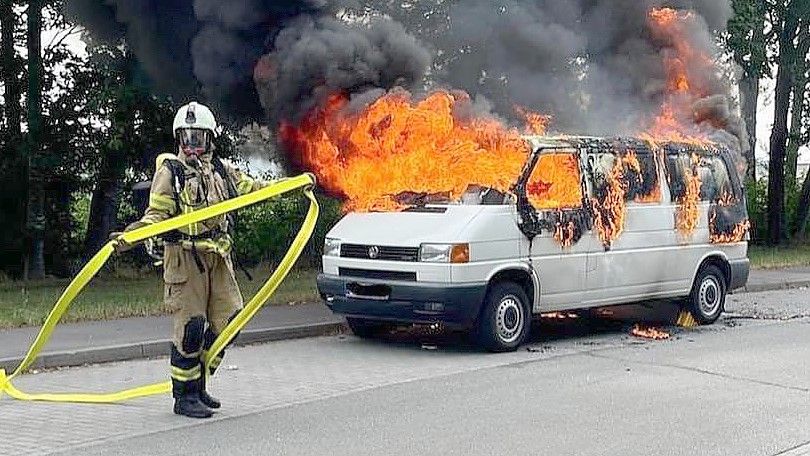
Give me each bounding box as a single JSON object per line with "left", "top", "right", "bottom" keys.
{"left": 0, "top": 174, "right": 319, "bottom": 403}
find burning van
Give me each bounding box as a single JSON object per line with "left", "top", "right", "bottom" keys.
{"left": 316, "top": 136, "right": 749, "bottom": 352}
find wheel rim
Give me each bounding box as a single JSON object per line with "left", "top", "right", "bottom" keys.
{"left": 698, "top": 276, "right": 722, "bottom": 317}
{"left": 495, "top": 295, "right": 524, "bottom": 344}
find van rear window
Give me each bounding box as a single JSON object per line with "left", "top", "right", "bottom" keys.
{"left": 666, "top": 152, "right": 733, "bottom": 202}
{"left": 526, "top": 153, "right": 583, "bottom": 209}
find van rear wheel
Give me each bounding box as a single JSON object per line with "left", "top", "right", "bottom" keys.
{"left": 475, "top": 282, "right": 531, "bottom": 352}
{"left": 687, "top": 265, "right": 727, "bottom": 325}
{"left": 346, "top": 317, "right": 389, "bottom": 338}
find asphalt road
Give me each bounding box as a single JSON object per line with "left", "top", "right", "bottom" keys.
{"left": 5, "top": 288, "right": 808, "bottom": 456}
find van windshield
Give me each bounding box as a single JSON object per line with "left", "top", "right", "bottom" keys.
{"left": 395, "top": 186, "right": 511, "bottom": 207}
{"left": 396, "top": 152, "right": 583, "bottom": 209}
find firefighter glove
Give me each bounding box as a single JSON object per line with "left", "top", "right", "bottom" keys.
{"left": 108, "top": 232, "right": 133, "bottom": 254}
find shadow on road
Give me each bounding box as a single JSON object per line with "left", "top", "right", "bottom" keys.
{"left": 356, "top": 300, "right": 691, "bottom": 353}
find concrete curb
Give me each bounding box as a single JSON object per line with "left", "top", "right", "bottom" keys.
{"left": 741, "top": 280, "right": 810, "bottom": 294}
{"left": 0, "top": 278, "right": 806, "bottom": 372}
{"left": 0, "top": 321, "right": 346, "bottom": 373}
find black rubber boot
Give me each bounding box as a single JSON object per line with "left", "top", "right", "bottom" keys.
{"left": 172, "top": 378, "right": 213, "bottom": 419}
{"left": 199, "top": 373, "right": 221, "bottom": 409}
{"left": 174, "top": 395, "right": 213, "bottom": 419}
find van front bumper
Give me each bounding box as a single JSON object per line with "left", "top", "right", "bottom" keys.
{"left": 316, "top": 274, "right": 487, "bottom": 327}
{"left": 729, "top": 258, "right": 750, "bottom": 291}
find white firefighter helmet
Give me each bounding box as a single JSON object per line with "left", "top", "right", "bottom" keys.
{"left": 173, "top": 101, "right": 217, "bottom": 135}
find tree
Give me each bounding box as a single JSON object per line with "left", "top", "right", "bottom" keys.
{"left": 25, "top": 0, "right": 46, "bottom": 279}
{"left": 726, "top": 0, "right": 769, "bottom": 181}
{"left": 0, "top": 0, "right": 27, "bottom": 276}
{"left": 82, "top": 50, "right": 138, "bottom": 257}
{"left": 791, "top": 23, "right": 810, "bottom": 238}
{"left": 784, "top": 24, "right": 809, "bottom": 186}
{"left": 81, "top": 44, "right": 176, "bottom": 258}
{"left": 766, "top": 0, "right": 809, "bottom": 245}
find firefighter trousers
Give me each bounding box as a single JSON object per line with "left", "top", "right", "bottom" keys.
{"left": 163, "top": 244, "right": 243, "bottom": 397}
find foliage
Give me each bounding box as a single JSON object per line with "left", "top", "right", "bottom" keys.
{"left": 725, "top": 0, "right": 770, "bottom": 79}
{"left": 745, "top": 178, "right": 768, "bottom": 242}
{"left": 233, "top": 192, "right": 343, "bottom": 267}
{"left": 747, "top": 175, "right": 809, "bottom": 242}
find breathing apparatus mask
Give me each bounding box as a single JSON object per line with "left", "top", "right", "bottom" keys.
{"left": 177, "top": 128, "right": 212, "bottom": 167}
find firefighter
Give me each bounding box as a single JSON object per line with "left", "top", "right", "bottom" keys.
{"left": 111, "top": 102, "right": 268, "bottom": 419}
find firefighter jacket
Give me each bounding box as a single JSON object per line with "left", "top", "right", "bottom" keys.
{"left": 130, "top": 151, "right": 265, "bottom": 256}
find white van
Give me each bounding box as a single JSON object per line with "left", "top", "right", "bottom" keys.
{"left": 317, "top": 136, "right": 750, "bottom": 351}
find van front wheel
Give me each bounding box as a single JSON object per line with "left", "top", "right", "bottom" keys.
{"left": 687, "top": 265, "right": 727, "bottom": 324}
{"left": 475, "top": 282, "right": 531, "bottom": 352}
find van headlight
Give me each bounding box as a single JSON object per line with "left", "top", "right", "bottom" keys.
{"left": 323, "top": 238, "right": 341, "bottom": 257}
{"left": 419, "top": 243, "right": 470, "bottom": 263}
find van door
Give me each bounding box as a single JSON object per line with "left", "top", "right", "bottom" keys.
{"left": 660, "top": 150, "right": 738, "bottom": 292}
{"left": 517, "top": 149, "right": 588, "bottom": 310}
{"left": 583, "top": 146, "right": 675, "bottom": 305}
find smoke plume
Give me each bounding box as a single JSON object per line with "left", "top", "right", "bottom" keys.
{"left": 67, "top": 0, "right": 746, "bottom": 154}
{"left": 64, "top": 0, "right": 342, "bottom": 119}
{"left": 433, "top": 0, "right": 746, "bottom": 152}
{"left": 254, "top": 16, "right": 432, "bottom": 121}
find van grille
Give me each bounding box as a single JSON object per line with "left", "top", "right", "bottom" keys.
{"left": 340, "top": 244, "right": 419, "bottom": 262}
{"left": 339, "top": 268, "right": 417, "bottom": 282}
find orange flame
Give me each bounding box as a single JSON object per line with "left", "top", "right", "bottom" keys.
{"left": 527, "top": 153, "right": 582, "bottom": 210}
{"left": 675, "top": 153, "right": 702, "bottom": 236}
{"left": 281, "top": 90, "right": 579, "bottom": 213}
{"left": 591, "top": 157, "right": 628, "bottom": 247}
{"left": 630, "top": 324, "right": 671, "bottom": 340}
{"left": 709, "top": 217, "right": 750, "bottom": 244}
{"left": 641, "top": 7, "right": 716, "bottom": 147}
{"left": 553, "top": 219, "right": 577, "bottom": 248}
{"left": 709, "top": 191, "right": 750, "bottom": 243}
{"left": 515, "top": 106, "right": 551, "bottom": 135}
{"left": 541, "top": 312, "right": 579, "bottom": 320}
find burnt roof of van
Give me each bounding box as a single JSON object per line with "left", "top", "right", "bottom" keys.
{"left": 521, "top": 135, "right": 727, "bottom": 154}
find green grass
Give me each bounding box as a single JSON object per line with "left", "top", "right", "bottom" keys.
{"left": 749, "top": 244, "right": 810, "bottom": 270}
{"left": 0, "top": 268, "right": 320, "bottom": 329}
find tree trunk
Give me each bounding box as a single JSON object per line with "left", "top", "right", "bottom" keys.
{"left": 784, "top": 27, "right": 809, "bottom": 187}
{"left": 738, "top": 0, "right": 766, "bottom": 182}
{"left": 1, "top": 0, "right": 21, "bottom": 140}
{"left": 767, "top": 4, "right": 800, "bottom": 246}
{"left": 738, "top": 75, "right": 759, "bottom": 181}
{"left": 794, "top": 171, "right": 810, "bottom": 238}
{"left": 83, "top": 149, "right": 126, "bottom": 257}
{"left": 25, "top": 0, "right": 45, "bottom": 280}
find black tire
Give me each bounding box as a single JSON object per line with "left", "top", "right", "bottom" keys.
{"left": 475, "top": 282, "right": 531, "bottom": 352}
{"left": 346, "top": 317, "right": 388, "bottom": 338}
{"left": 687, "top": 264, "right": 727, "bottom": 325}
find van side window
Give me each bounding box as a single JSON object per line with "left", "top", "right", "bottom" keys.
{"left": 665, "top": 152, "right": 732, "bottom": 202}
{"left": 588, "top": 149, "right": 660, "bottom": 203}
{"left": 699, "top": 156, "right": 733, "bottom": 201}
{"left": 526, "top": 152, "right": 583, "bottom": 210}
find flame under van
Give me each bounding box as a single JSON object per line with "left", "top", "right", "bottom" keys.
{"left": 317, "top": 136, "right": 750, "bottom": 352}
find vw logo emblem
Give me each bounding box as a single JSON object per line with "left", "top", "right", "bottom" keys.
{"left": 368, "top": 246, "right": 380, "bottom": 259}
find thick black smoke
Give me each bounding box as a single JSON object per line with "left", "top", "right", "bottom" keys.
{"left": 65, "top": 0, "right": 341, "bottom": 119}
{"left": 254, "top": 16, "right": 432, "bottom": 121}
{"left": 432, "top": 0, "right": 747, "bottom": 153}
